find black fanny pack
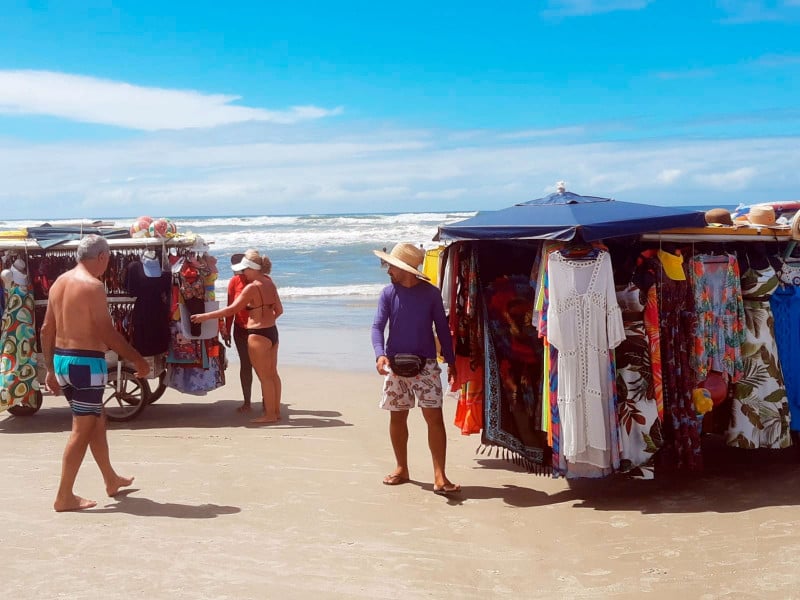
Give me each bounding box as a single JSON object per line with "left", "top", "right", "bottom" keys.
{"left": 389, "top": 354, "right": 426, "bottom": 377}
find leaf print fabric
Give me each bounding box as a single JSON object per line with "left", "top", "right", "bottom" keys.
{"left": 727, "top": 265, "right": 792, "bottom": 449}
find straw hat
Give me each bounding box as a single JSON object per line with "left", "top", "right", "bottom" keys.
{"left": 373, "top": 243, "right": 430, "bottom": 280}
{"left": 792, "top": 212, "right": 800, "bottom": 241}
{"left": 704, "top": 208, "right": 733, "bottom": 226}
{"left": 748, "top": 205, "right": 776, "bottom": 226}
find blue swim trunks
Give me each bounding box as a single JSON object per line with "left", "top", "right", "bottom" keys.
{"left": 54, "top": 348, "right": 108, "bottom": 417}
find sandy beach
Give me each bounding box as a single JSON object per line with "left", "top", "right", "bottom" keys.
{"left": 2, "top": 364, "right": 800, "bottom": 600}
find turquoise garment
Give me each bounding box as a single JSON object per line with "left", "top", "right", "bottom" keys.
{"left": 771, "top": 284, "right": 800, "bottom": 432}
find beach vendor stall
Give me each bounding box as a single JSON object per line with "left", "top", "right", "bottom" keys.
{"left": 436, "top": 185, "right": 799, "bottom": 480}
{"left": 0, "top": 218, "right": 226, "bottom": 422}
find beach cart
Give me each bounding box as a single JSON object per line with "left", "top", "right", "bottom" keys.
{"left": 1, "top": 233, "right": 202, "bottom": 422}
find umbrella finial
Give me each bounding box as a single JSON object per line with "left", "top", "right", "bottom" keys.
{"left": 556, "top": 180, "right": 567, "bottom": 194}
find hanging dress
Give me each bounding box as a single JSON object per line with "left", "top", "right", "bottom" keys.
{"left": 0, "top": 281, "right": 40, "bottom": 412}
{"left": 689, "top": 254, "right": 745, "bottom": 384}
{"left": 615, "top": 284, "right": 661, "bottom": 479}
{"left": 546, "top": 250, "right": 625, "bottom": 476}
{"left": 771, "top": 277, "right": 800, "bottom": 432}
{"left": 634, "top": 249, "right": 702, "bottom": 473}
{"left": 728, "top": 265, "right": 792, "bottom": 448}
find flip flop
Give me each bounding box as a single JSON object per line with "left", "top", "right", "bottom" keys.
{"left": 432, "top": 483, "right": 461, "bottom": 496}
{"left": 382, "top": 473, "right": 409, "bottom": 486}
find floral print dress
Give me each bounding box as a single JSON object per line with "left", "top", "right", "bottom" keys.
{"left": 689, "top": 254, "right": 745, "bottom": 384}
{"left": 634, "top": 250, "right": 702, "bottom": 473}
{"left": 728, "top": 265, "right": 792, "bottom": 448}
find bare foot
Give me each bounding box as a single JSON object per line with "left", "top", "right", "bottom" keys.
{"left": 236, "top": 404, "right": 252, "bottom": 413}
{"left": 54, "top": 495, "right": 97, "bottom": 512}
{"left": 250, "top": 415, "right": 280, "bottom": 424}
{"left": 106, "top": 475, "right": 135, "bottom": 497}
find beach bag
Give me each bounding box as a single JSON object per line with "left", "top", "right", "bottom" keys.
{"left": 389, "top": 354, "right": 425, "bottom": 377}
{"left": 778, "top": 261, "right": 800, "bottom": 286}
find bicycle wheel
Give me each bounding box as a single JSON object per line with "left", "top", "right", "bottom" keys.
{"left": 104, "top": 367, "right": 150, "bottom": 422}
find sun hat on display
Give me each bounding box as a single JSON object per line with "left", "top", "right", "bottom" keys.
{"left": 141, "top": 255, "right": 162, "bottom": 278}
{"left": 190, "top": 235, "right": 210, "bottom": 254}
{"left": 373, "top": 243, "right": 430, "bottom": 280}
{"left": 791, "top": 212, "right": 800, "bottom": 241}
{"left": 2, "top": 259, "right": 29, "bottom": 286}
{"left": 748, "top": 205, "right": 776, "bottom": 226}
{"left": 704, "top": 208, "right": 733, "bottom": 226}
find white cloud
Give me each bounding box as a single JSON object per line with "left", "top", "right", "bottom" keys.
{"left": 654, "top": 68, "right": 716, "bottom": 80}
{"left": 716, "top": 0, "right": 800, "bottom": 23}
{"left": 2, "top": 126, "right": 799, "bottom": 220}
{"left": 694, "top": 167, "right": 757, "bottom": 190}
{"left": 0, "top": 70, "right": 342, "bottom": 131}
{"left": 499, "top": 126, "right": 585, "bottom": 140}
{"left": 749, "top": 53, "right": 800, "bottom": 67}
{"left": 543, "top": 0, "right": 653, "bottom": 17}
{"left": 413, "top": 188, "right": 468, "bottom": 200}
{"left": 657, "top": 169, "right": 682, "bottom": 184}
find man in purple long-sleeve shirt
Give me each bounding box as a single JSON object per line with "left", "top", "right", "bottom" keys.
{"left": 371, "top": 243, "right": 460, "bottom": 496}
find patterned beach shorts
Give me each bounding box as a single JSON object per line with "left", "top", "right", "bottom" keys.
{"left": 380, "top": 359, "right": 443, "bottom": 410}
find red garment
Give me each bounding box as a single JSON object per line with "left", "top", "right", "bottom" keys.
{"left": 452, "top": 354, "right": 484, "bottom": 435}
{"left": 225, "top": 275, "right": 250, "bottom": 334}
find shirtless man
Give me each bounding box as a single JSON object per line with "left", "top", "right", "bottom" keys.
{"left": 42, "top": 234, "right": 150, "bottom": 512}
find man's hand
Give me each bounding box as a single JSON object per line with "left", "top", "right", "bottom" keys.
{"left": 376, "top": 355, "right": 390, "bottom": 375}
{"left": 447, "top": 363, "right": 457, "bottom": 386}
{"left": 221, "top": 332, "right": 232, "bottom": 348}
{"left": 45, "top": 371, "right": 61, "bottom": 396}
{"left": 133, "top": 357, "right": 151, "bottom": 379}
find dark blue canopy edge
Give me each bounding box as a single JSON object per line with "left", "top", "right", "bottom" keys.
{"left": 436, "top": 191, "right": 707, "bottom": 242}
{"left": 27, "top": 226, "right": 131, "bottom": 249}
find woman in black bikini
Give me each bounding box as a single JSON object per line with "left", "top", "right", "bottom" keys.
{"left": 191, "top": 249, "right": 283, "bottom": 424}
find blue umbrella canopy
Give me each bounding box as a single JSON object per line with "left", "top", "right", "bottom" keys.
{"left": 437, "top": 190, "right": 707, "bottom": 242}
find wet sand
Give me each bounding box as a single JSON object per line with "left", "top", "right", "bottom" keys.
{"left": 1, "top": 365, "right": 799, "bottom": 599}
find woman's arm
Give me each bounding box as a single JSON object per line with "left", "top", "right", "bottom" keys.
{"left": 191, "top": 284, "right": 253, "bottom": 323}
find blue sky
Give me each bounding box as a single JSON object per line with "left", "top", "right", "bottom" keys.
{"left": 1, "top": 0, "right": 800, "bottom": 219}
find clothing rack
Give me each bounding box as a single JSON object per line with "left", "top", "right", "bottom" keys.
{"left": 641, "top": 226, "right": 793, "bottom": 243}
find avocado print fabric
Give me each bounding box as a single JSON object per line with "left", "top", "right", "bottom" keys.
{"left": 727, "top": 265, "right": 791, "bottom": 449}
{"left": 0, "top": 283, "right": 40, "bottom": 412}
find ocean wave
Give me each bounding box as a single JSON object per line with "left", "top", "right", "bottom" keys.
{"left": 279, "top": 283, "right": 385, "bottom": 298}
{"left": 0, "top": 212, "right": 477, "bottom": 253}
{"left": 202, "top": 222, "right": 469, "bottom": 252}
{"left": 214, "top": 279, "right": 383, "bottom": 299}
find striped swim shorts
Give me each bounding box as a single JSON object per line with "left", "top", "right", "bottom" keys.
{"left": 54, "top": 348, "right": 108, "bottom": 417}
